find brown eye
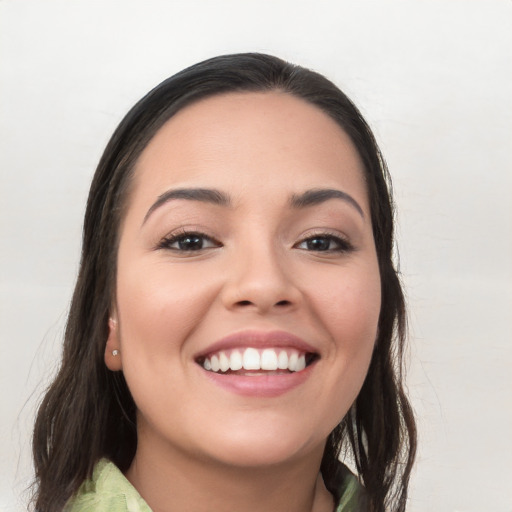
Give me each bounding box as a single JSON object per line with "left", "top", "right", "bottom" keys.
{"left": 175, "top": 234, "right": 205, "bottom": 251}
{"left": 305, "top": 237, "right": 331, "bottom": 251}
{"left": 158, "top": 232, "right": 221, "bottom": 251}
{"left": 296, "top": 234, "right": 353, "bottom": 253}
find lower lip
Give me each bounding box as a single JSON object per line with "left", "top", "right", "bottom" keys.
{"left": 200, "top": 364, "right": 315, "bottom": 397}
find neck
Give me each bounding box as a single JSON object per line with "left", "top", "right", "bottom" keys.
{"left": 125, "top": 434, "right": 334, "bottom": 512}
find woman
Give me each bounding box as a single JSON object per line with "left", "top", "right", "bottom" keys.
{"left": 32, "top": 53, "right": 416, "bottom": 512}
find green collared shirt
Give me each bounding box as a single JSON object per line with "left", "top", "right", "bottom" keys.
{"left": 66, "top": 459, "right": 364, "bottom": 512}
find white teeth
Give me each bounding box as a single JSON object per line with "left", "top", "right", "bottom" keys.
{"left": 210, "top": 354, "right": 220, "bottom": 372}
{"left": 277, "top": 350, "right": 288, "bottom": 369}
{"left": 230, "top": 349, "right": 243, "bottom": 371}
{"left": 243, "top": 348, "right": 260, "bottom": 370}
{"left": 219, "top": 352, "right": 230, "bottom": 372}
{"left": 288, "top": 352, "right": 298, "bottom": 372}
{"left": 201, "top": 347, "right": 311, "bottom": 374}
{"left": 296, "top": 354, "right": 306, "bottom": 371}
{"left": 261, "top": 349, "right": 278, "bottom": 370}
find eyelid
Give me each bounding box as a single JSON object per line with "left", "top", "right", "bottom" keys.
{"left": 155, "top": 227, "right": 222, "bottom": 252}
{"left": 293, "top": 229, "right": 355, "bottom": 252}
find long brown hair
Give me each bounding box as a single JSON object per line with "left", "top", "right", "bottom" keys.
{"left": 32, "top": 53, "right": 416, "bottom": 512}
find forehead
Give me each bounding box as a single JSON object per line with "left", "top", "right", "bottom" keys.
{"left": 131, "top": 91, "right": 368, "bottom": 211}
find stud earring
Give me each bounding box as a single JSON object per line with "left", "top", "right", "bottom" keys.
{"left": 112, "top": 350, "right": 119, "bottom": 356}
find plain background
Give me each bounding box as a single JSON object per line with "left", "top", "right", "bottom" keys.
{"left": 1, "top": 1, "right": 511, "bottom": 510}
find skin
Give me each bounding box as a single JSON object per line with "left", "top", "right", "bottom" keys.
{"left": 105, "top": 91, "right": 381, "bottom": 512}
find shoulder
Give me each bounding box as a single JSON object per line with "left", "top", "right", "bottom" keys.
{"left": 66, "top": 458, "right": 366, "bottom": 512}
{"left": 64, "top": 459, "right": 151, "bottom": 512}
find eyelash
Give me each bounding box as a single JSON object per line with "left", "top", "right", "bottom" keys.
{"left": 156, "top": 230, "right": 354, "bottom": 254}
{"left": 156, "top": 229, "right": 221, "bottom": 252}
{"left": 294, "top": 232, "right": 354, "bottom": 253}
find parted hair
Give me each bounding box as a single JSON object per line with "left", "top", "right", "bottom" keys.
{"left": 32, "top": 53, "right": 416, "bottom": 512}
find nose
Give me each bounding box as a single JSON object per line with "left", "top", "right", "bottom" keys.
{"left": 221, "top": 242, "right": 301, "bottom": 314}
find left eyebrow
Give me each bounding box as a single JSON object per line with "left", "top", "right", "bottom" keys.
{"left": 142, "top": 187, "right": 231, "bottom": 225}
{"left": 290, "top": 188, "right": 365, "bottom": 218}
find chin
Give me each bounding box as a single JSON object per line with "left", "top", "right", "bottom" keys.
{"left": 198, "top": 426, "right": 324, "bottom": 469}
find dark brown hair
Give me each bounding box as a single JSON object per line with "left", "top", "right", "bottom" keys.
{"left": 32, "top": 53, "right": 416, "bottom": 512}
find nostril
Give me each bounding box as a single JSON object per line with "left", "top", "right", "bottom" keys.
{"left": 234, "top": 299, "right": 292, "bottom": 308}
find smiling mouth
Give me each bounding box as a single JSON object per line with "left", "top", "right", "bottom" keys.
{"left": 197, "top": 347, "right": 319, "bottom": 375}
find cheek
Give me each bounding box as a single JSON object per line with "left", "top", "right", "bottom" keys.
{"left": 115, "top": 261, "right": 219, "bottom": 363}
{"left": 114, "top": 263, "right": 220, "bottom": 426}
{"left": 314, "top": 261, "right": 381, "bottom": 340}
{"left": 309, "top": 262, "right": 381, "bottom": 396}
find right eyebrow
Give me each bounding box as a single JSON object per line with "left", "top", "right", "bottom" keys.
{"left": 142, "top": 188, "right": 231, "bottom": 225}
{"left": 290, "top": 188, "right": 365, "bottom": 218}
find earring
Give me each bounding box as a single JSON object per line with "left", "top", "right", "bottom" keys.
{"left": 112, "top": 350, "right": 119, "bottom": 356}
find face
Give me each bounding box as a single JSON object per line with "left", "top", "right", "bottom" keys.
{"left": 106, "top": 92, "right": 381, "bottom": 469}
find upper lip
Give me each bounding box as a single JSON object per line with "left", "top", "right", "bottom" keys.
{"left": 194, "top": 330, "right": 318, "bottom": 360}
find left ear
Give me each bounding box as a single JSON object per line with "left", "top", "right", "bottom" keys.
{"left": 104, "top": 317, "right": 122, "bottom": 371}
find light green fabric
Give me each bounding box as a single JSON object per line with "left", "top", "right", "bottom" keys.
{"left": 66, "top": 459, "right": 363, "bottom": 511}
{"left": 334, "top": 472, "right": 363, "bottom": 512}
{"left": 65, "top": 459, "right": 151, "bottom": 512}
